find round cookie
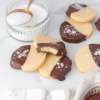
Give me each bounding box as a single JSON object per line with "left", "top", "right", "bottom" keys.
{"left": 39, "top": 54, "right": 72, "bottom": 81}
{"left": 75, "top": 44, "right": 100, "bottom": 73}
{"left": 10, "top": 45, "right": 30, "bottom": 69}
{"left": 66, "top": 3, "right": 96, "bottom": 22}
{"left": 60, "top": 19, "right": 93, "bottom": 43}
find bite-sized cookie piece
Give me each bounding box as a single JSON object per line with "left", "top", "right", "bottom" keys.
{"left": 75, "top": 44, "right": 100, "bottom": 73}
{"left": 66, "top": 3, "right": 96, "bottom": 22}
{"left": 35, "top": 42, "right": 67, "bottom": 56}
{"left": 95, "top": 18, "right": 100, "bottom": 31}
{"left": 10, "top": 45, "right": 30, "bottom": 69}
{"left": 60, "top": 19, "right": 92, "bottom": 43}
{"left": 39, "top": 54, "right": 72, "bottom": 81}
{"left": 21, "top": 45, "right": 47, "bottom": 72}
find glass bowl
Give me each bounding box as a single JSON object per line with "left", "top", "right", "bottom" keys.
{"left": 6, "top": 0, "right": 49, "bottom": 42}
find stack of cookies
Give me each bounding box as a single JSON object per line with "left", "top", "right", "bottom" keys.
{"left": 10, "top": 34, "right": 72, "bottom": 81}
{"left": 60, "top": 3, "right": 96, "bottom": 43}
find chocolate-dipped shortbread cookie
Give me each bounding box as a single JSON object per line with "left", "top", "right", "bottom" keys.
{"left": 60, "top": 19, "right": 93, "bottom": 43}
{"left": 10, "top": 45, "right": 30, "bottom": 69}
{"left": 35, "top": 42, "right": 67, "bottom": 56}
{"left": 75, "top": 44, "right": 100, "bottom": 73}
{"left": 39, "top": 54, "right": 72, "bottom": 81}
{"left": 10, "top": 44, "right": 47, "bottom": 71}
{"left": 95, "top": 18, "right": 100, "bottom": 31}
{"left": 66, "top": 3, "right": 96, "bottom": 22}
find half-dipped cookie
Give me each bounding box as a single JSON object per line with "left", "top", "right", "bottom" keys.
{"left": 34, "top": 42, "right": 67, "bottom": 56}
{"left": 10, "top": 45, "right": 47, "bottom": 71}
{"left": 75, "top": 44, "right": 100, "bottom": 73}
{"left": 39, "top": 54, "right": 72, "bottom": 81}
{"left": 60, "top": 19, "right": 93, "bottom": 43}
{"left": 66, "top": 3, "right": 96, "bottom": 22}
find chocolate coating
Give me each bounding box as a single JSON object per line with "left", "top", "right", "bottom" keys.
{"left": 10, "top": 45, "right": 30, "bottom": 69}
{"left": 89, "top": 44, "right": 100, "bottom": 67}
{"left": 84, "top": 87, "right": 100, "bottom": 100}
{"left": 66, "top": 3, "right": 87, "bottom": 17}
{"left": 51, "top": 56, "right": 72, "bottom": 81}
{"left": 60, "top": 21, "right": 86, "bottom": 43}
{"left": 85, "top": 93, "right": 100, "bottom": 100}
{"left": 37, "top": 42, "right": 67, "bottom": 56}
{"left": 95, "top": 18, "right": 100, "bottom": 31}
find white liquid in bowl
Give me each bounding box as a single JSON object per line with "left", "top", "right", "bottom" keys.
{"left": 6, "top": 3, "right": 49, "bottom": 41}
{"left": 7, "top": 11, "right": 32, "bottom": 26}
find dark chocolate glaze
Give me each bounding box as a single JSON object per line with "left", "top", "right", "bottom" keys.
{"left": 37, "top": 42, "right": 67, "bottom": 56}
{"left": 51, "top": 56, "right": 72, "bottom": 81}
{"left": 95, "top": 18, "right": 100, "bottom": 31}
{"left": 66, "top": 3, "right": 87, "bottom": 17}
{"left": 10, "top": 45, "right": 30, "bottom": 69}
{"left": 89, "top": 44, "right": 100, "bottom": 67}
{"left": 60, "top": 21, "right": 86, "bottom": 43}
{"left": 85, "top": 93, "right": 100, "bottom": 100}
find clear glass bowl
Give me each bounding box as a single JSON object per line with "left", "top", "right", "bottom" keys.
{"left": 6, "top": 0, "right": 49, "bottom": 41}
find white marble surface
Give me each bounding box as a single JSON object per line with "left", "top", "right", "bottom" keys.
{"left": 0, "top": 0, "right": 100, "bottom": 96}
